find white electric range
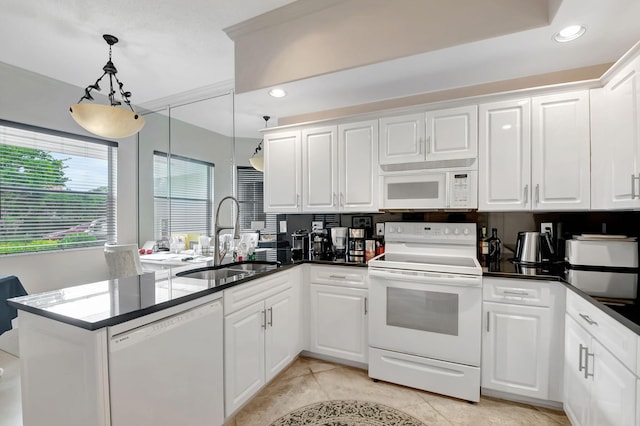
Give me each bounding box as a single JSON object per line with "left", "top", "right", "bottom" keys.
{"left": 368, "top": 222, "right": 482, "bottom": 402}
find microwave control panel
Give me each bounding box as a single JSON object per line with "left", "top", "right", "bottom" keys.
{"left": 450, "top": 173, "right": 471, "bottom": 207}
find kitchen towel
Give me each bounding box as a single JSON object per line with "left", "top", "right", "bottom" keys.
{"left": 0, "top": 275, "right": 27, "bottom": 335}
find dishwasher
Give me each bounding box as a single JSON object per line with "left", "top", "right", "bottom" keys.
{"left": 108, "top": 294, "right": 223, "bottom": 426}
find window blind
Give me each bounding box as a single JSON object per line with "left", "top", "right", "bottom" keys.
{"left": 236, "top": 166, "right": 277, "bottom": 234}
{"left": 0, "top": 120, "right": 117, "bottom": 254}
{"left": 153, "top": 151, "right": 214, "bottom": 240}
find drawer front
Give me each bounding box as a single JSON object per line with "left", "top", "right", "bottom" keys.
{"left": 483, "top": 277, "right": 552, "bottom": 307}
{"left": 224, "top": 270, "right": 292, "bottom": 315}
{"left": 310, "top": 265, "right": 367, "bottom": 288}
{"left": 566, "top": 290, "right": 637, "bottom": 372}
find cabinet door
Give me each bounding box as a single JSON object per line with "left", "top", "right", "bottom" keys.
{"left": 264, "top": 130, "right": 301, "bottom": 213}
{"left": 339, "top": 120, "right": 379, "bottom": 212}
{"left": 224, "top": 300, "right": 266, "bottom": 416}
{"left": 564, "top": 315, "right": 591, "bottom": 426}
{"left": 591, "top": 58, "right": 640, "bottom": 210}
{"left": 425, "top": 105, "right": 477, "bottom": 162}
{"left": 531, "top": 91, "right": 590, "bottom": 210}
{"left": 589, "top": 339, "right": 636, "bottom": 426}
{"left": 309, "top": 284, "right": 368, "bottom": 363}
{"left": 264, "top": 288, "right": 295, "bottom": 382}
{"left": 379, "top": 113, "right": 425, "bottom": 165}
{"left": 302, "top": 126, "right": 338, "bottom": 212}
{"left": 478, "top": 99, "right": 531, "bottom": 211}
{"left": 482, "top": 302, "right": 551, "bottom": 399}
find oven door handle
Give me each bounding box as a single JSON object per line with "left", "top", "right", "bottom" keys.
{"left": 368, "top": 268, "right": 482, "bottom": 287}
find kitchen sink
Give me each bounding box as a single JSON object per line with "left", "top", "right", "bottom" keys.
{"left": 176, "top": 261, "right": 280, "bottom": 281}
{"left": 177, "top": 268, "right": 247, "bottom": 281}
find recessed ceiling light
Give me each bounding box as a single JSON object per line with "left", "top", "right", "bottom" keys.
{"left": 269, "top": 88, "right": 287, "bottom": 98}
{"left": 553, "top": 25, "right": 586, "bottom": 43}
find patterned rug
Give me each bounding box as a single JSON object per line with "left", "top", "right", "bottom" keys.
{"left": 269, "top": 400, "right": 427, "bottom": 426}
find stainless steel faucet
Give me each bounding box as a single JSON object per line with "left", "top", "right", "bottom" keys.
{"left": 214, "top": 195, "right": 241, "bottom": 265}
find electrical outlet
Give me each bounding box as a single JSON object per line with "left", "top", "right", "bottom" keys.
{"left": 279, "top": 221, "right": 287, "bottom": 233}
{"left": 541, "top": 222, "right": 553, "bottom": 239}
{"left": 376, "top": 223, "right": 385, "bottom": 236}
{"left": 312, "top": 221, "right": 324, "bottom": 231}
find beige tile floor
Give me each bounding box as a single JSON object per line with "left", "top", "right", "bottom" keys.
{"left": 226, "top": 356, "right": 571, "bottom": 426}
{"left": 0, "top": 350, "right": 569, "bottom": 426}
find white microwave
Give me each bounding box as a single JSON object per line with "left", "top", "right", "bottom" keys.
{"left": 381, "top": 170, "right": 477, "bottom": 209}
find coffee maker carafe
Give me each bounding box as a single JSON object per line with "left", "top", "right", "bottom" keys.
{"left": 347, "top": 228, "right": 366, "bottom": 263}
{"left": 291, "top": 230, "right": 309, "bottom": 261}
{"left": 330, "top": 227, "right": 348, "bottom": 260}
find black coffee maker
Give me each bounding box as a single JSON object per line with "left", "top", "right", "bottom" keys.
{"left": 310, "top": 229, "right": 333, "bottom": 260}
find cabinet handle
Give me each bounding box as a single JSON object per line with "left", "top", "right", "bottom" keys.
{"left": 579, "top": 313, "right": 598, "bottom": 326}
{"left": 426, "top": 136, "right": 431, "bottom": 154}
{"left": 268, "top": 307, "right": 273, "bottom": 327}
{"left": 503, "top": 290, "right": 529, "bottom": 296}
{"left": 486, "top": 311, "right": 490, "bottom": 332}
{"left": 333, "top": 192, "right": 337, "bottom": 206}
{"left": 535, "top": 184, "right": 540, "bottom": 205}
{"left": 340, "top": 192, "right": 345, "bottom": 207}
{"left": 329, "top": 275, "right": 347, "bottom": 279}
{"left": 364, "top": 297, "right": 368, "bottom": 315}
{"left": 524, "top": 184, "right": 529, "bottom": 205}
{"left": 578, "top": 344, "right": 587, "bottom": 374}
{"left": 261, "top": 309, "right": 266, "bottom": 329}
{"left": 296, "top": 193, "right": 300, "bottom": 207}
{"left": 418, "top": 138, "right": 423, "bottom": 155}
{"left": 585, "top": 349, "right": 595, "bottom": 379}
{"left": 632, "top": 175, "right": 640, "bottom": 199}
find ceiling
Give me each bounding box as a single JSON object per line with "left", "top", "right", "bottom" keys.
{"left": 1, "top": 0, "right": 640, "bottom": 139}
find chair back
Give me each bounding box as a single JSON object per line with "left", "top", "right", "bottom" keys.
{"left": 104, "top": 244, "right": 143, "bottom": 278}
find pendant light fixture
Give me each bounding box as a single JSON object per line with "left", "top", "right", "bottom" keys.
{"left": 249, "top": 115, "right": 270, "bottom": 172}
{"left": 69, "top": 34, "right": 145, "bottom": 139}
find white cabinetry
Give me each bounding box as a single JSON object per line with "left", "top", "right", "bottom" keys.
{"left": 308, "top": 265, "right": 368, "bottom": 363}
{"left": 591, "top": 55, "right": 640, "bottom": 210}
{"left": 224, "top": 269, "right": 301, "bottom": 416}
{"left": 481, "top": 278, "right": 564, "bottom": 402}
{"left": 564, "top": 291, "right": 637, "bottom": 426}
{"left": 479, "top": 91, "right": 590, "bottom": 211}
{"left": 425, "top": 105, "right": 478, "bottom": 162}
{"left": 379, "top": 113, "right": 425, "bottom": 165}
{"left": 264, "top": 130, "right": 302, "bottom": 213}
{"left": 302, "top": 121, "right": 379, "bottom": 213}
{"left": 379, "top": 106, "right": 477, "bottom": 166}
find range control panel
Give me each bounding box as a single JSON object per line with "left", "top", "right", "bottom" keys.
{"left": 384, "top": 222, "right": 476, "bottom": 245}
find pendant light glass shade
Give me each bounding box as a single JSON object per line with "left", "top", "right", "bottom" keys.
{"left": 69, "top": 34, "right": 145, "bottom": 139}
{"left": 70, "top": 103, "right": 145, "bottom": 139}
{"left": 249, "top": 156, "right": 264, "bottom": 172}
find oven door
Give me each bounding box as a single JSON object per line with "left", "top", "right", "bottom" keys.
{"left": 368, "top": 268, "right": 481, "bottom": 367}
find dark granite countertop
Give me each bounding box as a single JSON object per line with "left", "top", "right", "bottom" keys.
{"left": 6, "top": 259, "right": 364, "bottom": 330}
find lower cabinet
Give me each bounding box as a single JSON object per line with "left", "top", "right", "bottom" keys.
{"left": 307, "top": 265, "right": 368, "bottom": 364}
{"left": 224, "top": 270, "right": 300, "bottom": 416}
{"left": 564, "top": 313, "right": 637, "bottom": 425}
{"left": 309, "top": 283, "right": 368, "bottom": 363}
{"left": 481, "top": 278, "right": 564, "bottom": 402}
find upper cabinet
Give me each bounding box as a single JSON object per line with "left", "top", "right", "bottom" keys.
{"left": 591, "top": 55, "right": 640, "bottom": 210}
{"left": 379, "top": 113, "right": 424, "bottom": 165}
{"left": 479, "top": 90, "right": 590, "bottom": 211}
{"left": 531, "top": 91, "right": 591, "bottom": 210}
{"left": 264, "top": 130, "right": 302, "bottom": 213}
{"left": 266, "top": 120, "right": 379, "bottom": 214}
{"left": 379, "top": 106, "right": 477, "bottom": 166}
{"left": 478, "top": 99, "right": 531, "bottom": 211}
{"left": 425, "top": 105, "right": 478, "bottom": 162}
{"left": 301, "top": 121, "right": 379, "bottom": 213}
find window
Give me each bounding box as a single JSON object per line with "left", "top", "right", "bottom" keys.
{"left": 153, "top": 152, "right": 214, "bottom": 240}
{"left": 236, "top": 166, "right": 277, "bottom": 234}
{"left": 0, "top": 119, "right": 117, "bottom": 254}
